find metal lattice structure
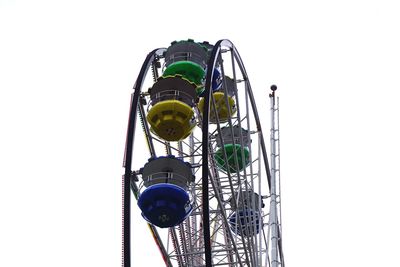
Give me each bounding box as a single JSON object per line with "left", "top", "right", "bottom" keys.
{"left": 122, "top": 39, "right": 285, "bottom": 267}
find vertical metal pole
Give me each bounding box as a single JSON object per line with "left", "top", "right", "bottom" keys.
{"left": 269, "top": 85, "right": 279, "bottom": 267}
{"left": 276, "top": 97, "right": 285, "bottom": 267}
{"left": 122, "top": 92, "right": 137, "bottom": 267}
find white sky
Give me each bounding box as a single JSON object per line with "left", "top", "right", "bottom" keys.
{"left": 1, "top": 0, "right": 400, "bottom": 266}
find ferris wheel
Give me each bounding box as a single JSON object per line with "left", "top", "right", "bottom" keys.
{"left": 122, "top": 39, "right": 285, "bottom": 267}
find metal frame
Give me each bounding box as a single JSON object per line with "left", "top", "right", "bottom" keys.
{"left": 122, "top": 40, "right": 285, "bottom": 267}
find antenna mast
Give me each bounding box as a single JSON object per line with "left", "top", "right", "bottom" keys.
{"left": 268, "top": 85, "right": 285, "bottom": 267}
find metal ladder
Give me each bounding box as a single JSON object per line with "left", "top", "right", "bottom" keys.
{"left": 267, "top": 85, "right": 285, "bottom": 267}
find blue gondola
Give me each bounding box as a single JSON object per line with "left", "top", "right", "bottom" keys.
{"left": 138, "top": 183, "right": 192, "bottom": 228}
{"left": 229, "top": 209, "right": 261, "bottom": 236}
{"left": 137, "top": 156, "right": 195, "bottom": 228}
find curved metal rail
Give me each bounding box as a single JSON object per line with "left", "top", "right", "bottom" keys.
{"left": 123, "top": 47, "right": 170, "bottom": 267}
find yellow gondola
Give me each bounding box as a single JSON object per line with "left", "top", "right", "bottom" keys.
{"left": 198, "top": 92, "right": 237, "bottom": 123}
{"left": 146, "top": 99, "right": 196, "bottom": 141}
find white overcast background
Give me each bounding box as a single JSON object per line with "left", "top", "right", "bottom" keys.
{"left": 1, "top": 0, "right": 400, "bottom": 266}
